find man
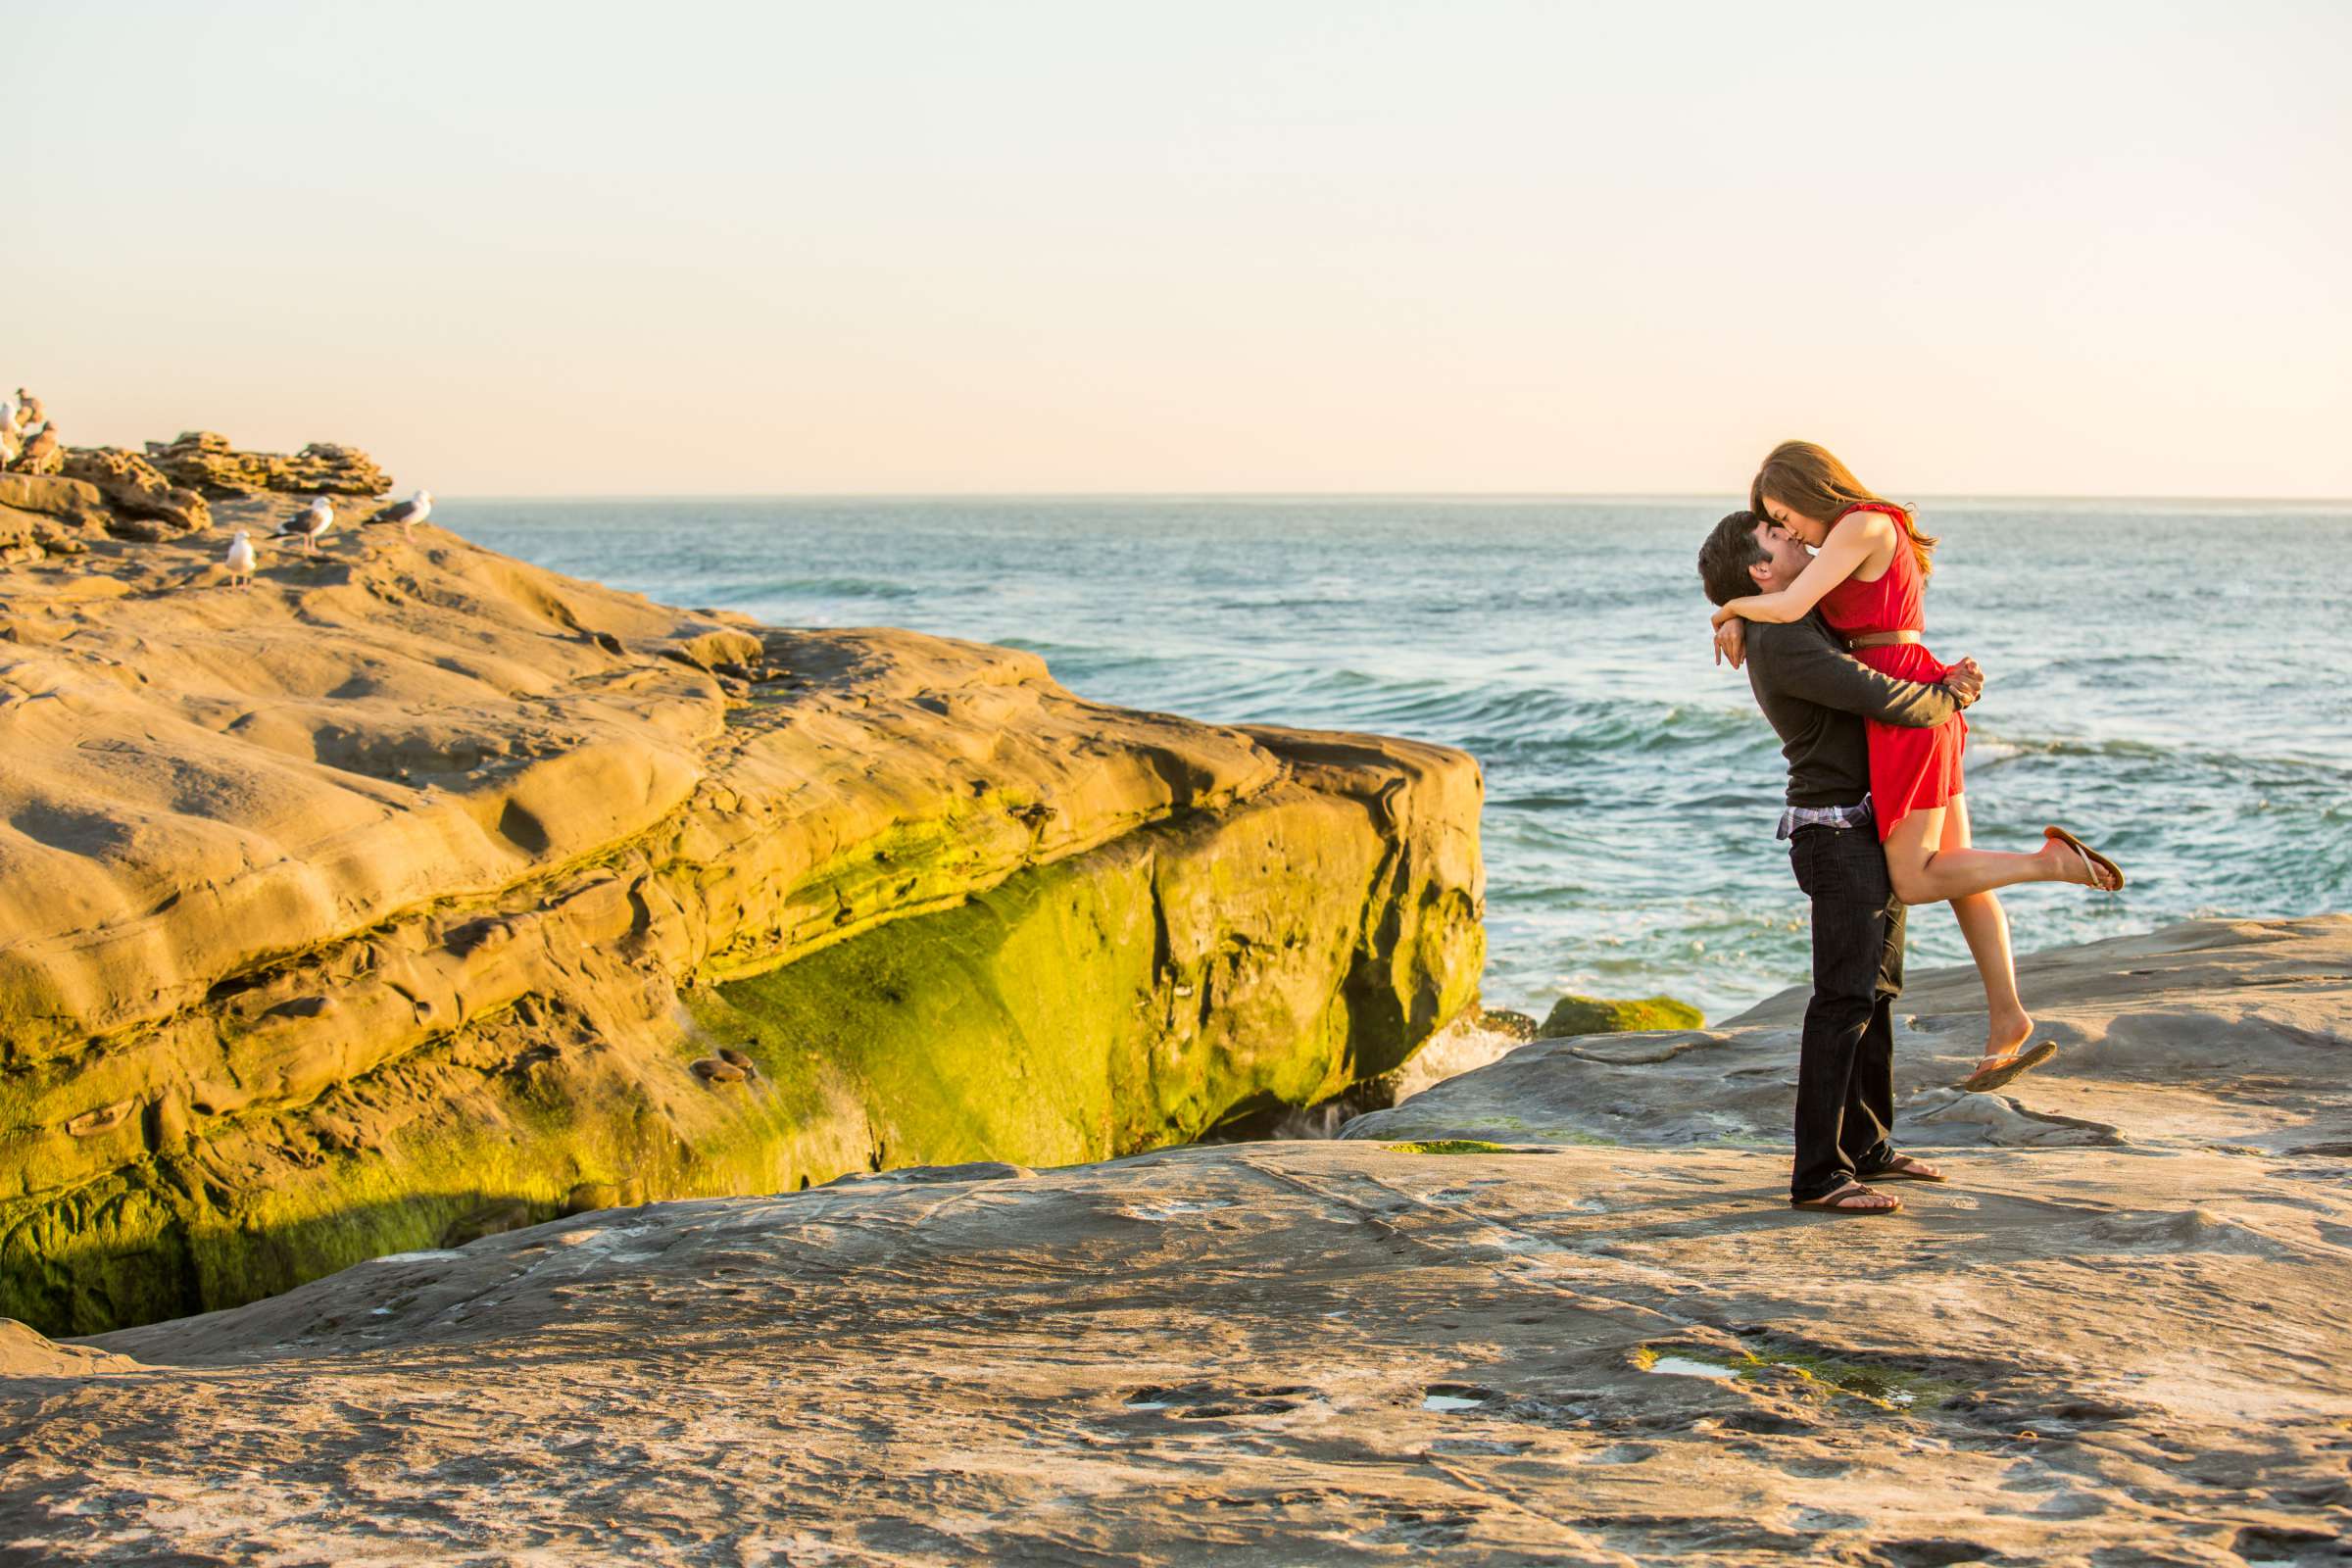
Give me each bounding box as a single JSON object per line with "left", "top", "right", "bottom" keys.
{"left": 1697, "top": 510, "right": 1982, "bottom": 1216}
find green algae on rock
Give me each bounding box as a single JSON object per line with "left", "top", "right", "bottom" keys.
{"left": 708, "top": 773, "right": 1480, "bottom": 1171}
{"left": 1635, "top": 1343, "right": 1959, "bottom": 1413}
{"left": 0, "top": 494, "right": 1484, "bottom": 1336}
{"left": 1537, "top": 993, "right": 1704, "bottom": 1038}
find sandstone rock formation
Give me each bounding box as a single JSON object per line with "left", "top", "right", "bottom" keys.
{"left": 57, "top": 448, "right": 211, "bottom": 533}
{"left": 143, "top": 430, "right": 391, "bottom": 498}
{"left": 0, "top": 475, "right": 111, "bottom": 564}
{"left": 0, "top": 493, "right": 1483, "bottom": 1336}
{"left": 1, "top": 918, "right": 2342, "bottom": 1564}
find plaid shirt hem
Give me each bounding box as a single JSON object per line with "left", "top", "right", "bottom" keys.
{"left": 1777, "top": 795, "right": 1875, "bottom": 841}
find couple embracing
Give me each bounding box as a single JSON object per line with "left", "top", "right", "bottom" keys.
{"left": 1698, "top": 441, "right": 2124, "bottom": 1217}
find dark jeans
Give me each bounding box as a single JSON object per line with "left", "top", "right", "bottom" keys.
{"left": 1788, "top": 823, "right": 1907, "bottom": 1201}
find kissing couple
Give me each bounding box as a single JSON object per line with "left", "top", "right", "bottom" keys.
{"left": 1699, "top": 441, "right": 2125, "bottom": 1216}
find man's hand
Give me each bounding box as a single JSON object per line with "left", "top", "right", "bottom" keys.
{"left": 1944, "top": 657, "right": 1984, "bottom": 708}
{"left": 1713, "top": 617, "right": 1747, "bottom": 669}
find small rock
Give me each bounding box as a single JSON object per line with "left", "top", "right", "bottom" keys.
{"left": 691, "top": 1056, "right": 747, "bottom": 1084}
{"left": 716, "top": 1047, "right": 759, "bottom": 1077}
{"left": 1538, "top": 994, "right": 1706, "bottom": 1039}
{"left": 1475, "top": 1007, "right": 1541, "bottom": 1042}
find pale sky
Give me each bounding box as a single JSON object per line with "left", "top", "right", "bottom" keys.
{"left": 16, "top": 1, "right": 2349, "bottom": 497}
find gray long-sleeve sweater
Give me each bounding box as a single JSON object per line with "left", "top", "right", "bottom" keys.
{"left": 1743, "top": 612, "right": 1962, "bottom": 808}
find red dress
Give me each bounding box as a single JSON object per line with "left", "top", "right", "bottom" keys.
{"left": 1816, "top": 503, "right": 1965, "bottom": 841}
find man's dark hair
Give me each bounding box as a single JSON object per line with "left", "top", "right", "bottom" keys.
{"left": 1697, "top": 510, "right": 1769, "bottom": 607}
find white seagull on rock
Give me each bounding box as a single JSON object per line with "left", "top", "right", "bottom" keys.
{"left": 224, "top": 529, "right": 258, "bottom": 588}
{"left": 277, "top": 494, "right": 335, "bottom": 556}
{"left": 368, "top": 488, "right": 432, "bottom": 535}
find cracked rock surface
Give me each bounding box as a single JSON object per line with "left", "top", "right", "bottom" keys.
{"left": 2, "top": 917, "right": 2345, "bottom": 1563}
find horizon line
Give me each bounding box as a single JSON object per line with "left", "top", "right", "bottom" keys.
{"left": 438, "top": 488, "right": 2352, "bottom": 507}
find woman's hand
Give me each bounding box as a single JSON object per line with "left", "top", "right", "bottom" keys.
{"left": 1713, "top": 617, "right": 1747, "bottom": 668}
{"left": 1944, "top": 656, "right": 1984, "bottom": 708}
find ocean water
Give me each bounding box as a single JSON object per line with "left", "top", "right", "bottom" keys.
{"left": 461, "top": 497, "right": 2352, "bottom": 1022}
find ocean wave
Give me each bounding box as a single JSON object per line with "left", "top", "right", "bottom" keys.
{"left": 740, "top": 576, "right": 923, "bottom": 601}
{"left": 1974, "top": 731, "right": 2349, "bottom": 785}
{"left": 1973, "top": 734, "right": 2176, "bottom": 761}
{"left": 1128, "top": 665, "right": 1770, "bottom": 753}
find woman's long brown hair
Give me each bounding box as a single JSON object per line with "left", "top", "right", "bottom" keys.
{"left": 1749, "top": 440, "right": 1937, "bottom": 578}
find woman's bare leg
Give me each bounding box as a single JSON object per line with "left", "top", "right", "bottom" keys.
{"left": 1881, "top": 805, "right": 2094, "bottom": 908}
{"left": 1937, "top": 796, "right": 2033, "bottom": 1063}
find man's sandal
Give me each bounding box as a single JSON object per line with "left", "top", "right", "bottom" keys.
{"left": 1858, "top": 1154, "right": 1947, "bottom": 1183}
{"left": 1789, "top": 1181, "right": 1902, "bottom": 1215}
{"left": 1955, "top": 1040, "right": 2057, "bottom": 1094}
{"left": 2045, "top": 825, "right": 2126, "bottom": 892}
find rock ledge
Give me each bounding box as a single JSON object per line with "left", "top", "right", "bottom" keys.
{"left": 0, "top": 492, "right": 1482, "bottom": 1336}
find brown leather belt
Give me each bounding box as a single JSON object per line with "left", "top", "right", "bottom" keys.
{"left": 1845, "top": 630, "right": 1922, "bottom": 650}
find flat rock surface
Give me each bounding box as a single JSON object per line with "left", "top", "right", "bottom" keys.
{"left": 1347, "top": 914, "right": 2352, "bottom": 1158}
{"left": 4, "top": 918, "right": 2349, "bottom": 1564}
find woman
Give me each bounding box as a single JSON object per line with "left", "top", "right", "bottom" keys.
{"left": 1712, "top": 441, "right": 2124, "bottom": 1091}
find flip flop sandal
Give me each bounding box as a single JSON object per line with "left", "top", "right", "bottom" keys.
{"left": 2044, "top": 825, "right": 2126, "bottom": 891}
{"left": 1955, "top": 1040, "right": 2058, "bottom": 1094}
{"left": 1789, "top": 1182, "right": 1902, "bottom": 1215}
{"left": 1859, "top": 1155, "right": 1948, "bottom": 1183}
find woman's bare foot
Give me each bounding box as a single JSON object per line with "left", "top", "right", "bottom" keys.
{"left": 2037, "top": 836, "right": 2110, "bottom": 889}
{"left": 1956, "top": 1040, "right": 2058, "bottom": 1093}
{"left": 1983, "top": 1007, "right": 2034, "bottom": 1063}
{"left": 2042, "top": 826, "right": 2125, "bottom": 891}
{"left": 1972, "top": 1009, "right": 2044, "bottom": 1082}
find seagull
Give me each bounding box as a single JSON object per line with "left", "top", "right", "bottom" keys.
{"left": 0, "top": 395, "right": 20, "bottom": 434}
{"left": 14, "top": 389, "right": 41, "bottom": 428}
{"left": 368, "top": 488, "right": 432, "bottom": 535}
{"left": 277, "top": 494, "right": 335, "bottom": 556}
{"left": 224, "top": 529, "right": 257, "bottom": 588}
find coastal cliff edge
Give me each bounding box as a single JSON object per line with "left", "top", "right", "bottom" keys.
{"left": 0, "top": 483, "right": 1484, "bottom": 1335}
